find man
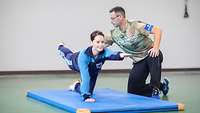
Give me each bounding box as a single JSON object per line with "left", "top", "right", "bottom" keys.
{"left": 105, "top": 6, "right": 169, "bottom": 98}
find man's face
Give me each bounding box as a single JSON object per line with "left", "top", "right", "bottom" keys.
{"left": 110, "top": 12, "right": 122, "bottom": 27}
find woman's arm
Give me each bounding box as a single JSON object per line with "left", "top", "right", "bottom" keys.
{"left": 78, "top": 50, "right": 92, "bottom": 100}
{"left": 104, "top": 48, "right": 131, "bottom": 60}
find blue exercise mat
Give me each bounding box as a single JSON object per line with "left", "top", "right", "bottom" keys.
{"left": 27, "top": 88, "right": 178, "bottom": 113}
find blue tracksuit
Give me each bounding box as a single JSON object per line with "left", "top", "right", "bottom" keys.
{"left": 58, "top": 45, "right": 123, "bottom": 100}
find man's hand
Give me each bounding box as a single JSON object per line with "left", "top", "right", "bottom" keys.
{"left": 148, "top": 48, "right": 159, "bottom": 57}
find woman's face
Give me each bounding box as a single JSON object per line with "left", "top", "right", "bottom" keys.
{"left": 92, "top": 35, "right": 105, "bottom": 52}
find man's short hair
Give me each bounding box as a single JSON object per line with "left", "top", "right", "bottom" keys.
{"left": 109, "top": 6, "right": 126, "bottom": 18}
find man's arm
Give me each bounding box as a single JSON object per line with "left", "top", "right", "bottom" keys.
{"left": 104, "top": 32, "right": 114, "bottom": 47}
{"left": 137, "top": 22, "right": 162, "bottom": 57}
{"left": 150, "top": 26, "right": 162, "bottom": 57}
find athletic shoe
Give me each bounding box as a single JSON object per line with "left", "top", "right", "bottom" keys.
{"left": 151, "top": 88, "right": 160, "bottom": 99}
{"left": 58, "top": 42, "right": 64, "bottom": 46}
{"left": 162, "top": 77, "right": 169, "bottom": 95}
{"left": 69, "top": 80, "right": 80, "bottom": 91}
{"left": 58, "top": 42, "right": 65, "bottom": 49}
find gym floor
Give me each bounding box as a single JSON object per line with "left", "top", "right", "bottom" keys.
{"left": 0, "top": 71, "right": 199, "bottom": 113}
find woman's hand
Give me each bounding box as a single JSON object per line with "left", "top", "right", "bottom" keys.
{"left": 120, "top": 53, "right": 132, "bottom": 58}
{"left": 84, "top": 98, "right": 96, "bottom": 103}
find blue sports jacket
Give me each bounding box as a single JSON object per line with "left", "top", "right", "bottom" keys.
{"left": 70, "top": 46, "right": 123, "bottom": 97}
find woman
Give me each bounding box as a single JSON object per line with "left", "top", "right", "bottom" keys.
{"left": 58, "top": 30, "right": 130, "bottom": 102}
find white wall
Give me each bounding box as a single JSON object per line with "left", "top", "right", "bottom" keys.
{"left": 0, "top": 0, "right": 200, "bottom": 71}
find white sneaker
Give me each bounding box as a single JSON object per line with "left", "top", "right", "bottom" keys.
{"left": 69, "top": 80, "right": 80, "bottom": 91}
{"left": 58, "top": 42, "right": 65, "bottom": 46}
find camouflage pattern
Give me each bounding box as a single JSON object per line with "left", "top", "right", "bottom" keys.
{"left": 110, "top": 20, "right": 153, "bottom": 63}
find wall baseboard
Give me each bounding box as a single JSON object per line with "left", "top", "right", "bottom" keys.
{"left": 0, "top": 68, "right": 200, "bottom": 75}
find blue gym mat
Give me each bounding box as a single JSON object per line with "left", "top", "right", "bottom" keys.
{"left": 27, "top": 88, "right": 178, "bottom": 113}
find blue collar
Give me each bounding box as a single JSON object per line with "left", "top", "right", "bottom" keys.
{"left": 85, "top": 46, "right": 105, "bottom": 57}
